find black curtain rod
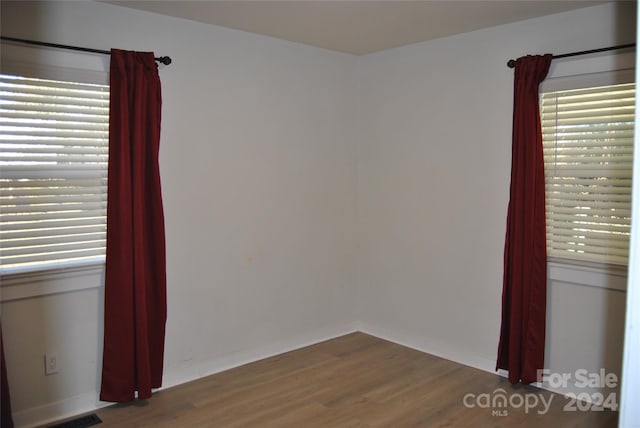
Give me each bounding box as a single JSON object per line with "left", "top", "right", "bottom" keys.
{"left": 507, "top": 43, "right": 635, "bottom": 68}
{"left": 0, "top": 35, "right": 172, "bottom": 65}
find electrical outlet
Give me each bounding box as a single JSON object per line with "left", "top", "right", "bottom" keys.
{"left": 45, "top": 352, "right": 58, "bottom": 375}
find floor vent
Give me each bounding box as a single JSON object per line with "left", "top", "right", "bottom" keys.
{"left": 49, "top": 413, "right": 102, "bottom": 428}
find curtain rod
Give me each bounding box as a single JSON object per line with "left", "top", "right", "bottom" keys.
{"left": 506, "top": 43, "right": 635, "bottom": 68}
{"left": 0, "top": 35, "right": 172, "bottom": 66}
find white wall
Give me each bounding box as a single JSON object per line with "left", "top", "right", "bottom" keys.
{"left": 0, "top": 1, "right": 359, "bottom": 426}
{"left": 357, "top": 0, "right": 635, "bottom": 399}
{"left": 0, "top": 1, "right": 636, "bottom": 426}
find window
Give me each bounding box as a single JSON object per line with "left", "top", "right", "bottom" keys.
{"left": 541, "top": 81, "right": 634, "bottom": 266}
{"left": 0, "top": 74, "right": 109, "bottom": 275}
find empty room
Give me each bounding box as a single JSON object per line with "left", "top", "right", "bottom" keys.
{"left": 1, "top": 1, "right": 639, "bottom": 427}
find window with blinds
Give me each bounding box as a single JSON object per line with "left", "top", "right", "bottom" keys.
{"left": 0, "top": 74, "right": 109, "bottom": 275}
{"left": 541, "top": 82, "right": 634, "bottom": 266}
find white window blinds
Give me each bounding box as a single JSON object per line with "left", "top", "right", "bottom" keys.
{"left": 0, "top": 74, "right": 109, "bottom": 275}
{"left": 541, "top": 82, "right": 635, "bottom": 266}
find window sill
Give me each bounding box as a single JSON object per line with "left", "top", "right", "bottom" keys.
{"left": 548, "top": 258, "right": 627, "bottom": 292}
{"left": 0, "top": 263, "right": 104, "bottom": 302}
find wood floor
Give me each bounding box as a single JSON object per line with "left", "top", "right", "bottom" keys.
{"left": 88, "top": 333, "right": 616, "bottom": 427}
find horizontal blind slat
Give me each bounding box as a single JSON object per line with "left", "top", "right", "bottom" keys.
{"left": 0, "top": 177, "right": 105, "bottom": 188}
{"left": 0, "top": 83, "right": 108, "bottom": 98}
{"left": 1, "top": 231, "right": 106, "bottom": 247}
{"left": 0, "top": 137, "right": 109, "bottom": 147}
{"left": 541, "top": 131, "right": 634, "bottom": 141}
{"left": 0, "top": 102, "right": 108, "bottom": 115}
{"left": 1, "top": 187, "right": 106, "bottom": 198}
{"left": 548, "top": 241, "right": 629, "bottom": 255}
{"left": 546, "top": 192, "right": 632, "bottom": 203}
{"left": 0, "top": 208, "right": 106, "bottom": 222}
{"left": 0, "top": 119, "right": 109, "bottom": 132}
{"left": 0, "top": 217, "right": 106, "bottom": 232}
{"left": 548, "top": 222, "right": 630, "bottom": 232}
{"left": 0, "top": 75, "right": 109, "bottom": 90}
{"left": 0, "top": 146, "right": 108, "bottom": 156}
{"left": 0, "top": 128, "right": 108, "bottom": 139}
{"left": 0, "top": 154, "right": 107, "bottom": 164}
{"left": 0, "top": 109, "right": 109, "bottom": 123}
{"left": 1, "top": 239, "right": 106, "bottom": 258}
{"left": 1, "top": 164, "right": 107, "bottom": 173}
{"left": 0, "top": 93, "right": 109, "bottom": 108}
{"left": 0, "top": 248, "right": 106, "bottom": 267}
{"left": 0, "top": 225, "right": 107, "bottom": 240}
{"left": 547, "top": 208, "right": 631, "bottom": 220}
{"left": 0, "top": 203, "right": 107, "bottom": 216}
{"left": 541, "top": 114, "right": 635, "bottom": 126}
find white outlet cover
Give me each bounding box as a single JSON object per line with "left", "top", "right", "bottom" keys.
{"left": 45, "top": 352, "right": 59, "bottom": 375}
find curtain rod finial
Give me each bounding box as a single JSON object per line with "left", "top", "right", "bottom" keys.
{"left": 156, "top": 56, "right": 172, "bottom": 65}
{"left": 507, "top": 59, "right": 516, "bottom": 68}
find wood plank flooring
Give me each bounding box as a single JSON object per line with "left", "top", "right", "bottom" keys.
{"left": 90, "top": 333, "right": 617, "bottom": 427}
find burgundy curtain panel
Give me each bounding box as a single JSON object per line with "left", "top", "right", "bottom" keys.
{"left": 497, "top": 54, "right": 552, "bottom": 384}
{"left": 100, "top": 49, "right": 167, "bottom": 402}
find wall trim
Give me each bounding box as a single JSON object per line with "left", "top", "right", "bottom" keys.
{"left": 14, "top": 320, "right": 621, "bottom": 426}
{"left": 13, "top": 322, "right": 360, "bottom": 428}
{"left": 160, "top": 322, "right": 360, "bottom": 391}
{"left": 12, "top": 392, "right": 109, "bottom": 428}
{"left": 358, "top": 321, "right": 618, "bottom": 410}
{"left": 548, "top": 260, "right": 628, "bottom": 292}
{"left": 0, "top": 264, "right": 104, "bottom": 303}
{"left": 357, "top": 321, "right": 497, "bottom": 374}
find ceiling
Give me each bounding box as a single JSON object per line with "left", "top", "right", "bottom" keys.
{"left": 106, "top": 1, "right": 610, "bottom": 55}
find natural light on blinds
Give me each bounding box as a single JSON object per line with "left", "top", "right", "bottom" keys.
{"left": 541, "top": 82, "right": 635, "bottom": 266}
{"left": 0, "top": 74, "right": 109, "bottom": 275}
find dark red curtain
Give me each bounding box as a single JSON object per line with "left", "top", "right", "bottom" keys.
{"left": 497, "top": 54, "right": 552, "bottom": 384}
{"left": 1, "top": 322, "right": 13, "bottom": 428}
{"left": 100, "top": 49, "right": 166, "bottom": 402}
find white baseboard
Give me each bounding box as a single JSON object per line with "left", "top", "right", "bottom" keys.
{"left": 160, "top": 322, "right": 360, "bottom": 391}
{"left": 13, "top": 392, "right": 110, "bottom": 428}
{"left": 357, "top": 321, "right": 499, "bottom": 374}
{"left": 358, "top": 321, "right": 618, "bottom": 410}
{"left": 14, "top": 321, "right": 617, "bottom": 426}
{"left": 13, "top": 322, "right": 359, "bottom": 428}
